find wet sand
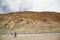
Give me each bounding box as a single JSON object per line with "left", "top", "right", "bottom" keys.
{"left": 0, "top": 33, "right": 60, "bottom": 40}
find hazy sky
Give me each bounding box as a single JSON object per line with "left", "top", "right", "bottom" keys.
{"left": 0, "top": 0, "right": 60, "bottom": 14}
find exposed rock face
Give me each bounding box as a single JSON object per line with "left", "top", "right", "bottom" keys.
{"left": 0, "top": 11, "right": 60, "bottom": 34}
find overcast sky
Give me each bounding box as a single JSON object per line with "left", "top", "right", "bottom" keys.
{"left": 0, "top": 0, "right": 60, "bottom": 14}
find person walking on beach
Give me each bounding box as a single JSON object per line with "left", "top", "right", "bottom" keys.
{"left": 14, "top": 32, "right": 17, "bottom": 38}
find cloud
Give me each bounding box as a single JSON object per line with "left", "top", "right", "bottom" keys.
{"left": 0, "top": 0, "right": 10, "bottom": 14}
{"left": 27, "top": 0, "right": 60, "bottom": 12}
{"left": 0, "top": 0, "right": 60, "bottom": 14}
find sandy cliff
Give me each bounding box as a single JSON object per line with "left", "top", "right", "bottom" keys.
{"left": 0, "top": 11, "right": 60, "bottom": 34}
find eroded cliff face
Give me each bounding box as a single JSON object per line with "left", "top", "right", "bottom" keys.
{"left": 0, "top": 12, "right": 60, "bottom": 34}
